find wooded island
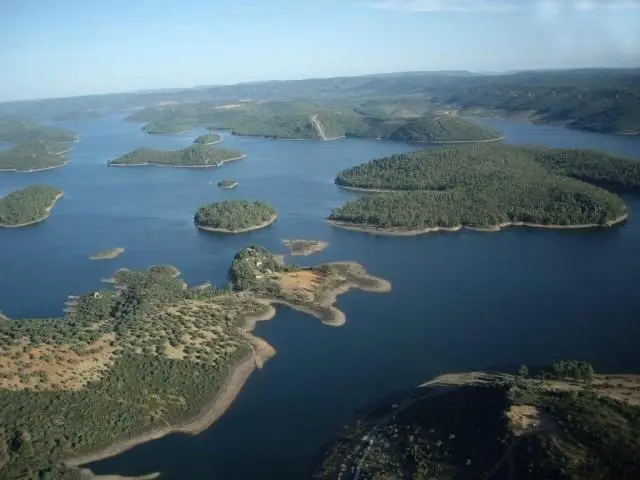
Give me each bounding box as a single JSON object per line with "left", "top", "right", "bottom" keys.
{"left": 194, "top": 200, "right": 277, "bottom": 233}
{"left": 0, "top": 185, "right": 63, "bottom": 227}
{"left": 329, "top": 144, "right": 630, "bottom": 233}
{"left": 108, "top": 144, "right": 245, "bottom": 168}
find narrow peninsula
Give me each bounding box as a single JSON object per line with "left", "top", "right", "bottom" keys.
{"left": 317, "top": 361, "right": 640, "bottom": 480}
{"left": 194, "top": 200, "right": 277, "bottom": 233}
{"left": 217, "top": 179, "right": 238, "bottom": 189}
{"left": 0, "top": 185, "right": 63, "bottom": 228}
{"left": 282, "top": 239, "right": 329, "bottom": 256}
{"left": 89, "top": 247, "right": 125, "bottom": 260}
{"left": 0, "top": 246, "right": 390, "bottom": 478}
{"left": 329, "top": 144, "right": 629, "bottom": 235}
{"left": 107, "top": 144, "right": 245, "bottom": 168}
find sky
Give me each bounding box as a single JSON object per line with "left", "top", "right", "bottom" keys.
{"left": 1, "top": 0, "right": 639, "bottom": 102}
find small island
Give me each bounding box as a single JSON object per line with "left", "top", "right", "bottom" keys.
{"left": 329, "top": 144, "right": 629, "bottom": 234}
{"left": 108, "top": 144, "right": 245, "bottom": 168}
{"left": 194, "top": 200, "right": 277, "bottom": 233}
{"left": 0, "top": 185, "right": 63, "bottom": 228}
{"left": 89, "top": 247, "right": 125, "bottom": 261}
{"left": 217, "top": 179, "right": 238, "bottom": 189}
{"left": 317, "top": 361, "right": 640, "bottom": 479}
{"left": 282, "top": 239, "right": 329, "bottom": 256}
{"left": 0, "top": 246, "right": 391, "bottom": 478}
{"left": 194, "top": 134, "right": 222, "bottom": 145}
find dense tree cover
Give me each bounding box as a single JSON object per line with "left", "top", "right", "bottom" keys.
{"left": 530, "top": 147, "right": 640, "bottom": 190}
{"left": 0, "top": 185, "right": 62, "bottom": 226}
{"left": 108, "top": 144, "right": 244, "bottom": 167}
{"left": 344, "top": 114, "right": 501, "bottom": 142}
{"left": 337, "top": 143, "right": 640, "bottom": 192}
{"left": 428, "top": 70, "right": 640, "bottom": 134}
{"left": 0, "top": 120, "right": 75, "bottom": 171}
{"left": 126, "top": 100, "right": 500, "bottom": 142}
{"left": 217, "top": 179, "right": 238, "bottom": 189}
{"left": 143, "top": 120, "right": 194, "bottom": 134}
{"left": 0, "top": 262, "right": 270, "bottom": 478}
{"left": 330, "top": 180, "right": 625, "bottom": 229}
{"left": 330, "top": 144, "right": 628, "bottom": 229}
{"left": 0, "top": 140, "right": 72, "bottom": 172}
{"left": 194, "top": 133, "right": 221, "bottom": 145}
{"left": 194, "top": 200, "right": 276, "bottom": 231}
{"left": 0, "top": 119, "right": 75, "bottom": 144}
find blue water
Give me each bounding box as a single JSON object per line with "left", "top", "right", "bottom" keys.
{"left": 1, "top": 116, "right": 640, "bottom": 479}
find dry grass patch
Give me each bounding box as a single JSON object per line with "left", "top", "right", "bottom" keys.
{"left": 0, "top": 333, "right": 117, "bottom": 391}
{"left": 539, "top": 374, "right": 640, "bottom": 406}
{"left": 507, "top": 405, "right": 557, "bottom": 437}
{"left": 277, "top": 270, "right": 326, "bottom": 302}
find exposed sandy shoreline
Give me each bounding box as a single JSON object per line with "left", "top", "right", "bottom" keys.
{"left": 409, "top": 136, "right": 505, "bottom": 145}
{"left": 65, "top": 263, "right": 391, "bottom": 474}
{"left": 108, "top": 155, "right": 246, "bottom": 168}
{"left": 337, "top": 184, "right": 403, "bottom": 193}
{"left": 0, "top": 192, "right": 63, "bottom": 228}
{"left": 89, "top": 247, "right": 125, "bottom": 261}
{"left": 327, "top": 213, "right": 629, "bottom": 236}
{"left": 66, "top": 300, "right": 279, "bottom": 470}
{"left": 0, "top": 160, "right": 70, "bottom": 173}
{"left": 196, "top": 213, "right": 277, "bottom": 234}
{"left": 258, "top": 262, "right": 391, "bottom": 327}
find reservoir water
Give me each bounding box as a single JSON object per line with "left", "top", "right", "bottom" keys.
{"left": 1, "top": 116, "right": 639, "bottom": 479}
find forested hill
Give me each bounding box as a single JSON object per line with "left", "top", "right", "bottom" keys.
{"left": 0, "top": 140, "right": 71, "bottom": 172}
{"left": 336, "top": 144, "right": 640, "bottom": 192}
{"left": 0, "top": 185, "right": 62, "bottom": 227}
{"left": 0, "top": 120, "right": 76, "bottom": 171}
{"left": 329, "top": 144, "right": 628, "bottom": 231}
{"left": 108, "top": 144, "right": 244, "bottom": 168}
{"left": 127, "top": 101, "right": 501, "bottom": 143}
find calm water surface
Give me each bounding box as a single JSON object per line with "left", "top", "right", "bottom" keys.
{"left": 1, "top": 116, "right": 639, "bottom": 479}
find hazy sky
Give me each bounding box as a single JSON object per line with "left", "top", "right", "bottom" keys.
{"left": 1, "top": 0, "right": 639, "bottom": 101}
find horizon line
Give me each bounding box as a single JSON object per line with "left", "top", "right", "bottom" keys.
{"left": 2, "top": 65, "right": 639, "bottom": 105}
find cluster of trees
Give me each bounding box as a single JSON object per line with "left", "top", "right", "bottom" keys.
{"left": 0, "top": 259, "right": 272, "bottom": 477}
{"left": 330, "top": 144, "right": 628, "bottom": 230}
{"left": 344, "top": 114, "right": 500, "bottom": 142}
{"left": 531, "top": 148, "right": 640, "bottom": 190}
{"left": 0, "top": 119, "right": 75, "bottom": 144}
{"left": 0, "top": 185, "right": 62, "bottom": 226}
{"left": 194, "top": 200, "right": 276, "bottom": 231}
{"left": 550, "top": 360, "right": 595, "bottom": 381}
{"left": 108, "top": 144, "right": 244, "bottom": 167}
{"left": 194, "top": 134, "right": 221, "bottom": 145}
{"left": 229, "top": 245, "right": 289, "bottom": 293}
